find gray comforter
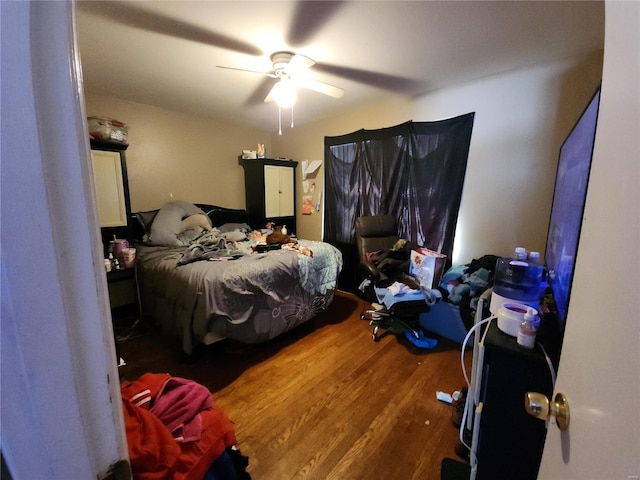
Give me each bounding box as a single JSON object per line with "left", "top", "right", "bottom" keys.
{"left": 136, "top": 240, "right": 343, "bottom": 353}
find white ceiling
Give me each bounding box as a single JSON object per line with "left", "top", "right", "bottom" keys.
{"left": 76, "top": 1, "right": 604, "bottom": 133}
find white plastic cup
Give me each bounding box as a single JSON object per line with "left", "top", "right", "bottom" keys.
{"left": 123, "top": 247, "right": 136, "bottom": 268}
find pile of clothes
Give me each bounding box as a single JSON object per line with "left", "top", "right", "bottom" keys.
{"left": 121, "top": 373, "right": 250, "bottom": 480}
{"left": 439, "top": 254, "right": 499, "bottom": 329}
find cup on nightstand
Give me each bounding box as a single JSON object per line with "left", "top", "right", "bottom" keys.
{"left": 122, "top": 248, "right": 136, "bottom": 268}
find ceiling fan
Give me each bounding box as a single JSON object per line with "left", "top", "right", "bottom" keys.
{"left": 217, "top": 51, "right": 344, "bottom": 134}
{"left": 217, "top": 51, "right": 344, "bottom": 105}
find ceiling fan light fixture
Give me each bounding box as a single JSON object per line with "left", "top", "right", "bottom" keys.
{"left": 272, "top": 78, "right": 297, "bottom": 108}
{"left": 219, "top": 50, "right": 342, "bottom": 134}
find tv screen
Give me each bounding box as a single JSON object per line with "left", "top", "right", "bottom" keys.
{"left": 545, "top": 88, "right": 600, "bottom": 325}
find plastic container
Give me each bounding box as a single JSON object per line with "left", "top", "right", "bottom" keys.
{"left": 108, "top": 237, "right": 130, "bottom": 264}
{"left": 493, "top": 251, "right": 543, "bottom": 304}
{"left": 497, "top": 302, "right": 531, "bottom": 336}
{"left": 490, "top": 247, "right": 544, "bottom": 314}
{"left": 88, "top": 116, "right": 128, "bottom": 144}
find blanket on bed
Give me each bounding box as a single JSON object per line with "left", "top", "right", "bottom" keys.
{"left": 134, "top": 201, "right": 343, "bottom": 350}
{"left": 137, "top": 240, "right": 342, "bottom": 351}
{"left": 177, "top": 231, "right": 246, "bottom": 265}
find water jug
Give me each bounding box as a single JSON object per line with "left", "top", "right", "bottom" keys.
{"left": 490, "top": 248, "right": 543, "bottom": 314}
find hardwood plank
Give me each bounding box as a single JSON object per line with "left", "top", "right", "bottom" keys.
{"left": 118, "top": 291, "right": 471, "bottom": 479}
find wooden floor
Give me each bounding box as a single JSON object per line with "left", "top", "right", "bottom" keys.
{"left": 117, "top": 291, "right": 471, "bottom": 480}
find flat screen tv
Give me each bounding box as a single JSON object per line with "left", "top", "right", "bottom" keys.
{"left": 544, "top": 87, "right": 600, "bottom": 326}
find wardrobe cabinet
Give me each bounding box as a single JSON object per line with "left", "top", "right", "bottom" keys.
{"left": 90, "top": 140, "right": 138, "bottom": 321}
{"left": 241, "top": 158, "right": 297, "bottom": 234}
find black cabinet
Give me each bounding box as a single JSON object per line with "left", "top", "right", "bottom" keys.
{"left": 90, "top": 140, "right": 138, "bottom": 320}
{"left": 474, "top": 321, "right": 555, "bottom": 480}
{"left": 241, "top": 158, "right": 297, "bottom": 234}
{"left": 106, "top": 268, "right": 138, "bottom": 319}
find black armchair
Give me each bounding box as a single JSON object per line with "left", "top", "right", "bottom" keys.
{"left": 355, "top": 215, "right": 400, "bottom": 285}
{"left": 355, "top": 215, "right": 434, "bottom": 344}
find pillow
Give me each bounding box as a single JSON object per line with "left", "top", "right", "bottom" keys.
{"left": 218, "top": 222, "right": 252, "bottom": 234}
{"left": 195, "top": 204, "right": 249, "bottom": 228}
{"left": 180, "top": 214, "right": 212, "bottom": 233}
{"left": 135, "top": 210, "right": 159, "bottom": 233}
{"left": 148, "top": 201, "right": 205, "bottom": 246}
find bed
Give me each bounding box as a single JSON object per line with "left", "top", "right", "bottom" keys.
{"left": 132, "top": 201, "right": 343, "bottom": 354}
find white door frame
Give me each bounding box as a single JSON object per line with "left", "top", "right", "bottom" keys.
{"left": 1, "top": 1, "right": 127, "bottom": 477}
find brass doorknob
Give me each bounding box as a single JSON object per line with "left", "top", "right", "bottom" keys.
{"left": 525, "top": 392, "right": 570, "bottom": 431}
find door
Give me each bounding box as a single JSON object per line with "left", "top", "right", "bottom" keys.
{"left": 277, "top": 166, "right": 295, "bottom": 217}
{"left": 91, "top": 149, "right": 128, "bottom": 227}
{"left": 537, "top": 3, "right": 639, "bottom": 478}
{"left": 264, "top": 164, "right": 294, "bottom": 218}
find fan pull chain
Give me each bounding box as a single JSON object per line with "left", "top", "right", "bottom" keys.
{"left": 277, "top": 105, "right": 294, "bottom": 135}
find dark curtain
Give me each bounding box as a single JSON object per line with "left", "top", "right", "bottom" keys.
{"left": 324, "top": 114, "right": 474, "bottom": 290}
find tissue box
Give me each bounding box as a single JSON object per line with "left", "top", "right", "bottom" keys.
{"left": 409, "top": 248, "right": 447, "bottom": 289}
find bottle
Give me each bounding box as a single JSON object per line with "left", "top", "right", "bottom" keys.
{"left": 517, "top": 307, "right": 538, "bottom": 349}
{"left": 108, "top": 252, "right": 121, "bottom": 271}
{"left": 528, "top": 251, "right": 548, "bottom": 296}
{"left": 281, "top": 225, "right": 288, "bottom": 235}
{"left": 514, "top": 246, "right": 527, "bottom": 260}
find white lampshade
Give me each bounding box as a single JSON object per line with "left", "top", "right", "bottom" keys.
{"left": 272, "top": 78, "right": 297, "bottom": 108}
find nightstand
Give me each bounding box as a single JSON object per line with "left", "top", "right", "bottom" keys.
{"left": 107, "top": 267, "right": 139, "bottom": 322}
{"left": 107, "top": 266, "right": 140, "bottom": 371}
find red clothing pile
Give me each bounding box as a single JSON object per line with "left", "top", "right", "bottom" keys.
{"left": 121, "top": 373, "right": 237, "bottom": 480}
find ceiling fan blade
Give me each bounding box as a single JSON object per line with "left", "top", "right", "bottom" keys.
{"left": 78, "top": 2, "right": 262, "bottom": 56}
{"left": 296, "top": 77, "right": 344, "bottom": 98}
{"left": 287, "top": 1, "right": 347, "bottom": 46}
{"left": 246, "top": 77, "right": 278, "bottom": 107}
{"left": 313, "top": 63, "right": 424, "bottom": 95}
{"left": 216, "top": 65, "right": 277, "bottom": 78}
{"left": 264, "top": 83, "right": 278, "bottom": 103}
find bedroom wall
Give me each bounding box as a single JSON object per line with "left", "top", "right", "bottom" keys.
{"left": 272, "top": 53, "right": 603, "bottom": 266}
{"left": 83, "top": 91, "right": 272, "bottom": 213}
